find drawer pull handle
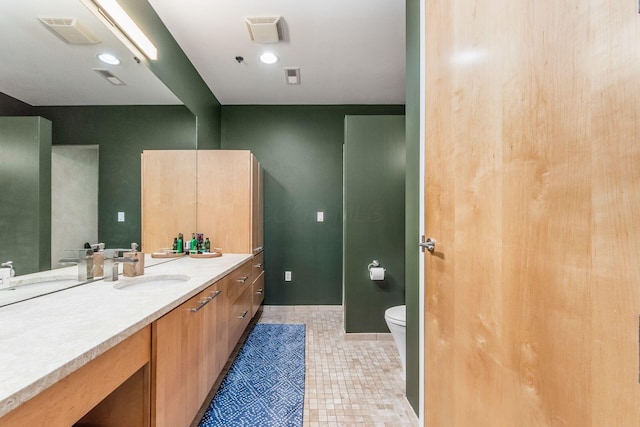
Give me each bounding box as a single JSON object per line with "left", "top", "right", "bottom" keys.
{"left": 238, "top": 310, "right": 249, "bottom": 319}
{"left": 209, "top": 290, "right": 222, "bottom": 300}
{"left": 236, "top": 276, "right": 249, "bottom": 284}
{"left": 254, "top": 263, "right": 263, "bottom": 268}
{"left": 189, "top": 297, "right": 213, "bottom": 313}
{"left": 253, "top": 246, "right": 263, "bottom": 253}
{"left": 256, "top": 289, "right": 263, "bottom": 295}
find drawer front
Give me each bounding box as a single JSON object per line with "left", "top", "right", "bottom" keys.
{"left": 251, "top": 271, "right": 265, "bottom": 317}
{"left": 226, "top": 259, "right": 254, "bottom": 303}
{"left": 251, "top": 252, "right": 264, "bottom": 280}
{"left": 228, "top": 285, "right": 253, "bottom": 351}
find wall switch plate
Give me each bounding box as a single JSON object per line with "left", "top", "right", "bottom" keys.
{"left": 317, "top": 211, "right": 324, "bottom": 222}
{"left": 285, "top": 271, "right": 292, "bottom": 282}
{"left": 117, "top": 212, "right": 125, "bottom": 222}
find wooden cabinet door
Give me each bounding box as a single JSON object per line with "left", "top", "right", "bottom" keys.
{"left": 141, "top": 150, "right": 197, "bottom": 253}
{"left": 251, "top": 271, "right": 265, "bottom": 318}
{"left": 251, "top": 154, "right": 264, "bottom": 254}
{"left": 197, "top": 150, "right": 252, "bottom": 253}
{"left": 152, "top": 289, "right": 210, "bottom": 427}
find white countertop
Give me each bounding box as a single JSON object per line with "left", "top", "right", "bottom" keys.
{"left": 0, "top": 253, "right": 252, "bottom": 417}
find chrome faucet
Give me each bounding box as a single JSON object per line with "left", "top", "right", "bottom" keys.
{"left": 103, "top": 249, "right": 138, "bottom": 281}
{"left": 0, "top": 261, "right": 15, "bottom": 288}
{"left": 58, "top": 249, "right": 94, "bottom": 281}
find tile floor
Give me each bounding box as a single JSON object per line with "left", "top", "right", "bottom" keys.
{"left": 258, "top": 305, "right": 419, "bottom": 427}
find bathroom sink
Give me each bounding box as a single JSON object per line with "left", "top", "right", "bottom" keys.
{"left": 113, "top": 274, "right": 190, "bottom": 290}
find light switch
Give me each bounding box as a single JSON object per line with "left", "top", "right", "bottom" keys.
{"left": 285, "top": 271, "right": 292, "bottom": 282}
{"left": 317, "top": 212, "right": 324, "bottom": 222}
{"left": 117, "top": 212, "right": 125, "bottom": 222}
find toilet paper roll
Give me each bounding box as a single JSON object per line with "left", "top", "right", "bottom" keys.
{"left": 369, "top": 267, "right": 385, "bottom": 281}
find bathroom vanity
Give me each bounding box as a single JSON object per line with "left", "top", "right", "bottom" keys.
{"left": 0, "top": 252, "right": 265, "bottom": 427}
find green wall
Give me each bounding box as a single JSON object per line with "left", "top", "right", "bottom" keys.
{"left": 0, "top": 117, "right": 51, "bottom": 274}
{"left": 33, "top": 105, "right": 196, "bottom": 249}
{"left": 344, "top": 115, "right": 405, "bottom": 332}
{"left": 119, "top": 0, "right": 221, "bottom": 149}
{"left": 405, "top": 0, "right": 421, "bottom": 412}
{"left": 0, "top": 92, "right": 32, "bottom": 116}
{"left": 221, "top": 105, "right": 404, "bottom": 305}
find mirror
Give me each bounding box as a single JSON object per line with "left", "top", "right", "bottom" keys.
{"left": 0, "top": 1, "right": 194, "bottom": 306}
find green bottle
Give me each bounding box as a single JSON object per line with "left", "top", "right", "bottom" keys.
{"left": 191, "top": 233, "right": 198, "bottom": 254}
{"left": 204, "top": 237, "right": 211, "bottom": 252}
{"left": 177, "top": 233, "right": 183, "bottom": 253}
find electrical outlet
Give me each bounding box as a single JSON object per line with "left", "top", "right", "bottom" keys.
{"left": 285, "top": 271, "right": 292, "bottom": 282}
{"left": 117, "top": 212, "right": 125, "bottom": 222}
{"left": 317, "top": 211, "right": 324, "bottom": 222}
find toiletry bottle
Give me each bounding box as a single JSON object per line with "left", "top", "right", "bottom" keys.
{"left": 191, "top": 233, "right": 198, "bottom": 254}
{"left": 204, "top": 237, "right": 211, "bottom": 252}
{"left": 172, "top": 237, "right": 178, "bottom": 252}
{"left": 177, "top": 233, "right": 184, "bottom": 253}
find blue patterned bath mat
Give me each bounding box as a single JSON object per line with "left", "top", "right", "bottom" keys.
{"left": 198, "top": 323, "right": 306, "bottom": 427}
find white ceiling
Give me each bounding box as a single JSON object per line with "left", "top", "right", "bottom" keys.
{"left": 0, "top": 0, "right": 180, "bottom": 106}
{"left": 2, "top": 0, "right": 406, "bottom": 106}
{"left": 148, "top": 0, "right": 406, "bottom": 105}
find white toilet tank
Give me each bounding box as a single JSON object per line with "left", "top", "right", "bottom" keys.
{"left": 384, "top": 305, "right": 406, "bottom": 378}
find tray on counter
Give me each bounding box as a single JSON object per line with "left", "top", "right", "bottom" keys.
{"left": 189, "top": 252, "right": 223, "bottom": 258}
{"left": 151, "top": 252, "right": 187, "bottom": 258}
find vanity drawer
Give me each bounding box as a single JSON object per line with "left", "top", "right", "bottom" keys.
{"left": 252, "top": 252, "right": 264, "bottom": 277}
{"left": 228, "top": 285, "right": 252, "bottom": 351}
{"left": 251, "top": 271, "right": 265, "bottom": 318}
{"left": 225, "top": 259, "right": 254, "bottom": 303}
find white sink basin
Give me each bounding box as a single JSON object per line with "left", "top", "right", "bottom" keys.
{"left": 113, "top": 274, "right": 190, "bottom": 290}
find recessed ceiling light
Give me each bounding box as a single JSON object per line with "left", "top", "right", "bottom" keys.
{"left": 97, "top": 53, "right": 120, "bottom": 65}
{"left": 259, "top": 52, "right": 278, "bottom": 64}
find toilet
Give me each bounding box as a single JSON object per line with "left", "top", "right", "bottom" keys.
{"left": 384, "top": 305, "right": 406, "bottom": 378}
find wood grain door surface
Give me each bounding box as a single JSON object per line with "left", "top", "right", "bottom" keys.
{"left": 424, "top": 1, "right": 640, "bottom": 425}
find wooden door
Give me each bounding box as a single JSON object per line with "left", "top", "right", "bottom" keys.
{"left": 197, "top": 150, "right": 252, "bottom": 253}
{"left": 141, "top": 150, "right": 197, "bottom": 253}
{"left": 251, "top": 154, "right": 264, "bottom": 254}
{"left": 424, "top": 0, "right": 640, "bottom": 425}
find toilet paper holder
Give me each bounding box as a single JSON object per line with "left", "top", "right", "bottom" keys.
{"left": 367, "top": 260, "right": 386, "bottom": 281}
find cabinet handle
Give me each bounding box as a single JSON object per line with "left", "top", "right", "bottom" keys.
{"left": 256, "top": 289, "right": 263, "bottom": 295}
{"left": 209, "top": 290, "right": 222, "bottom": 300}
{"left": 236, "top": 276, "right": 249, "bottom": 284}
{"left": 253, "top": 246, "right": 263, "bottom": 253}
{"left": 238, "top": 310, "right": 249, "bottom": 319}
{"left": 189, "top": 297, "right": 213, "bottom": 313}
{"left": 254, "top": 263, "right": 262, "bottom": 268}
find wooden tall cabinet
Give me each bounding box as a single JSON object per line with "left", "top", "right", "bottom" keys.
{"left": 197, "top": 150, "right": 263, "bottom": 254}
{"left": 141, "top": 150, "right": 263, "bottom": 255}
{"left": 141, "top": 150, "right": 197, "bottom": 253}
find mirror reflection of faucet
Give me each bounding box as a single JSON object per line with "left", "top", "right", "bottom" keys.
{"left": 58, "top": 249, "right": 94, "bottom": 281}
{"left": 0, "top": 261, "right": 15, "bottom": 289}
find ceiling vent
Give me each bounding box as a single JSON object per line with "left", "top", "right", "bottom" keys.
{"left": 94, "top": 69, "right": 126, "bottom": 85}
{"left": 39, "top": 17, "right": 100, "bottom": 44}
{"left": 245, "top": 16, "right": 282, "bottom": 43}
{"left": 284, "top": 67, "right": 301, "bottom": 85}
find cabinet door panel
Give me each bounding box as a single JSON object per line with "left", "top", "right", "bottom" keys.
{"left": 142, "top": 150, "right": 197, "bottom": 253}
{"left": 252, "top": 271, "right": 265, "bottom": 318}
{"left": 197, "top": 150, "right": 252, "bottom": 253}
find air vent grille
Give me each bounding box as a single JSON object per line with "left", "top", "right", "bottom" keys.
{"left": 245, "top": 16, "right": 282, "bottom": 43}
{"left": 94, "top": 69, "right": 126, "bottom": 86}
{"left": 284, "top": 67, "right": 301, "bottom": 85}
{"left": 39, "top": 17, "right": 100, "bottom": 44}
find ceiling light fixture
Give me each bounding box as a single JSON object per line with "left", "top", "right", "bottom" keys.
{"left": 259, "top": 52, "right": 278, "bottom": 64}
{"left": 97, "top": 53, "right": 121, "bottom": 65}
{"left": 80, "top": 0, "right": 158, "bottom": 61}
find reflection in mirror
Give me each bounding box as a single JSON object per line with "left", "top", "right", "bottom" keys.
{"left": 0, "top": 2, "right": 193, "bottom": 306}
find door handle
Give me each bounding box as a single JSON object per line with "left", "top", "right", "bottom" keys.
{"left": 419, "top": 236, "right": 436, "bottom": 253}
